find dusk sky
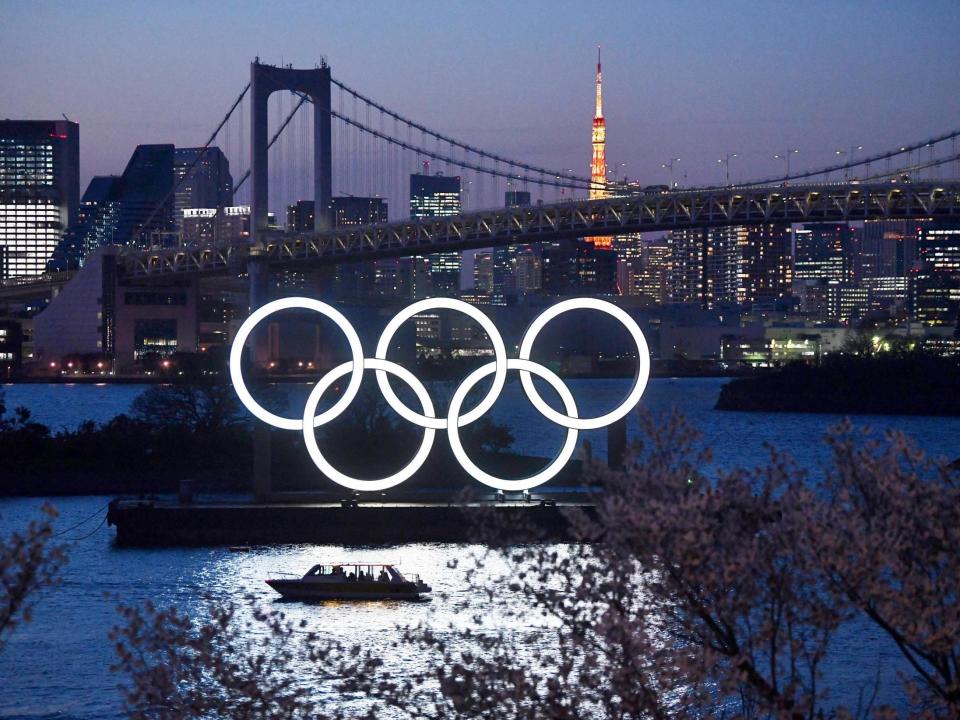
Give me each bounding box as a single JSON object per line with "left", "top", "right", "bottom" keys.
{"left": 4, "top": 0, "right": 960, "bottom": 195}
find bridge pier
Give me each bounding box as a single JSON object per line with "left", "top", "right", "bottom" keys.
{"left": 246, "top": 257, "right": 275, "bottom": 501}
{"left": 247, "top": 258, "right": 271, "bottom": 367}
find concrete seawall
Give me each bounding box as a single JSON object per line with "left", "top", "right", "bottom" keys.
{"left": 107, "top": 499, "right": 593, "bottom": 546}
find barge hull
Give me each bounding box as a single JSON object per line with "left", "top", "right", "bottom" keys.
{"left": 107, "top": 501, "right": 590, "bottom": 546}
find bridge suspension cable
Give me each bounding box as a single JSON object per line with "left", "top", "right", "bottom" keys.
{"left": 850, "top": 148, "right": 960, "bottom": 184}
{"left": 265, "top": 76, "right": 594, "bottom": 193}
{"left": 253, "top": 63, "right": 591, "bottom": 190}
{"left": 329, "top": 76, "right": 600, "bottom": 191}
{"left": 232, "top": 92, "right": 310, "bottom": 196}
{"left": 727, "top": 126, "right": 960, "bottom": 189}
{"left": 131, "top": 83, "right": 251, "bottom": 246}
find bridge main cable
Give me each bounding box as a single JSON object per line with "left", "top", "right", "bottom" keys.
{"left": 131, "top": 82, "right": 251, "bottom": 246}
{"left": 725, "top": 126, "right": 960, "bottom": 189}
{"left": 330, "top": 75, "right": 600, "bottom": 191}
{"left": 260, "top": 67, "right": 598, "bottom": 193}
{"left": 232, "top": 92, "right": 310, "bottom": 196}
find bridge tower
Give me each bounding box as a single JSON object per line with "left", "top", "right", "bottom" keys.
{"left": 250, "top": 59, "right": 333, "bottom": 241}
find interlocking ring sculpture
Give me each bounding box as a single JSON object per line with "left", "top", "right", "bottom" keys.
{"left": 229, "top": 297, "right": 650, "bottom": 493}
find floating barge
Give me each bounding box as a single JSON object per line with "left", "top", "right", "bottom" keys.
{"left": 106, "top": 498, "right": 594, "bottom": 546}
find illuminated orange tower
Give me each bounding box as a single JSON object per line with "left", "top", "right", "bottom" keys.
{"left": 588, "top": 47, "right": 611, "bottom": 248}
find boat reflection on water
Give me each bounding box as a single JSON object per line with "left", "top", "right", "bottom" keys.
{"left": 266, "top": 563, "right": 432, "bottom": 601}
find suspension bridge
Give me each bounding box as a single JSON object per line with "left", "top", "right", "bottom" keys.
{"left": 110, "top": 59, "right": 960, "bottom": 278}
{"left": 9, "top": 58, "right": 960, "bottom": 373}
{"left": 6, "top": 58, "right": 960, "bottom": 286}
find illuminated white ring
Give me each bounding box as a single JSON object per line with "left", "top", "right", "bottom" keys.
{"left": 374, "top": 297, "right": 508, "bottom": 430}
{"left": 229, "top": 297, "right": 364, "bottom": 431}
{"left": 518, "top": 298, "right": 650, "bottom": 431}
{"left": 447, "top": 359, "right": 578, "bottom": 492}
{"left": 301, "top": 358, "right": 436, "bottom": 492}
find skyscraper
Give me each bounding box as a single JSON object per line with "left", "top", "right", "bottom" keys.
{"left": 0, "top": 120, "right": 79, "bottom": 280}
{"left": 587, "top": 48, "right": 610, "bottom": 249}
{"left": 286, "top": 200, "right": 315, "bottom": 232}
{"left": 331, "top": 197, "right": 388, "bottom": 227}
{"left": 667, "top": 229, "right": 704, "bottom": 304}
{"left": 861, "top": 218, "right": 926, "bottom": 278}
{"left": 793, "top": 223, "right": 851, "bottom": 282}
{"left": 473, "top": 251, "right": 494, "bottom": 294}
{"left": 666, "top": 227, "right": 740, "bottom": 308}
{"left": 64, "top": 144, "right": 175, "bottom": 261}
{"left": 328, "top": 197, "right": 389, "bottom": 300}
{"left": 913, "top": 223, "right": 960, "bottom": 326}
{"left": 410, "top": 173, "right": 461, "bottom": 294}
{"left": 541, "top": 239, "right": 617, "bottom": 296}
{"left": 738, "top": 223, "right": 793, "bottom": 305}
{"left": 489, "top": 191, "right": 536, "bottom": 304}
{"left": 617, "top": 237, "right": 670, "bottom": 304}
{"left": 173, "top": 147, "right": 232, "bottom": 231}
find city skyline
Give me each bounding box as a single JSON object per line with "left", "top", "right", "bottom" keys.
{"left": 3, "top": 1, "right": 960, "bottom": 193}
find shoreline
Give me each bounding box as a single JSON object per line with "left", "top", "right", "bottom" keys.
{"left": 3, "top": 370, "right": 746, "bottom": 385}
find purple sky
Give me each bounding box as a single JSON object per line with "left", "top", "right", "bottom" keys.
{"left": 4, "top": 1, "right": 960, "bottom": 198}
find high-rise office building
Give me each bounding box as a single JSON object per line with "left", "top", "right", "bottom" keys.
{"left": 738, "top": 223, "right": 793, "bottom": 305}
{"left": 541, "top": 239, "right": 617, "bottom": 296}
{"left": 327, "top": 197, "right": 389, "bottom": 300}
{"left": 861, "top": 218, "right": 927, "bottom": 278}
{"left": 410, "top": 173, "right": 461, "bottom": 294}
{"left": 618, "top": 237, "right": 670, "bottom": 303}
{"left": 704, "top": 227, "right": 740, "bottom": 308}
{"left": 331, "top": 197, "right": 388, "bottom": 227}
{"left": 173, "top": 147, "right": 232, "bottom": 231}
{"left": 48, "top": 175, "right": 118, "bottom": 271}
{"left": 473, "top": 251, "right": 494, "bottom": 294}
{"left": 913, "top": 223, "right": 960, "bottom": 326}
{"left": 56, "top": 144, "right": 175, "bottom": 267}
{"left": 514, "top": 248, "right": 542, "bottom": 295}
{"left": 286, "top": 200, "right": 315, "bottom": 232}
{"left": 859, "top": 219, "right": 929, "bottom": 317}
{"left": 0, "top": 120, "right": 79, "bottom": 280}
{"left": 666, "top": 227, "right": 739, "bottom": 308}
{"left": 667, "top": 229, "right": 703, "bottom": 304}
{"left": 374, "top": 255, "right": 432, "bottom": 300}
{"left": 794, "top": 223, "right": 852, "bottom": 282}
{"left": 488, "top": 191, "right": 537, "bottom": 304}
{"left": 612, "top": 234, "right": 644, "bottom": 263}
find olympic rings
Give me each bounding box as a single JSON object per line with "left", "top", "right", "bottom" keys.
{"left": 519, "top": 298, "right": 651, "bottom": 430}
{"left": 230, "top": 296, "right": 650, "bottom": 492}
{"left": 447, "top": 359, "right": 578, "bottom": 492}
{"left": 301, "top": 358, "right": 436, "bottom": 492}
{"left": 230, "top": 297, "right": 364, "bottom": 431}
{"left": 375, "top": 298, "right": 508, "bottom": 430}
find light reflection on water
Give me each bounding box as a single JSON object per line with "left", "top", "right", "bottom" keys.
{"left": 2, "top": 379, "right": 958, "bottom": 715}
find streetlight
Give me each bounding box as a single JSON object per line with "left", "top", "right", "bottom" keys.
{"left": 717, "top": 153, "right": 737, "bottom": 185}
{"left": 835, "top": 145, "right": 863, "bottom": 180}
{"left": 773, "top": 149, "right": 799, "bottom": 177}
{"left": 661, "top": 158, "right": 680, "bottom": 188}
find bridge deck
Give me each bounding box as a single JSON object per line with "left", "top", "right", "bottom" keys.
{"left": 115, "top": 181, "right": 960, "bottom": 279}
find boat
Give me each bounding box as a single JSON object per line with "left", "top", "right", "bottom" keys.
{"left": 266, "top": 563, "right": 432, "bottom": 601}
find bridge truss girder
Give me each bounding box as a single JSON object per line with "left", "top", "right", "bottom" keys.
{"left": 120, "top": 181, "right": 960, "bottom": 278}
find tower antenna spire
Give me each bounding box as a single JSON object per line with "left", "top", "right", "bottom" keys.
{"left": 588, "top": 46, "right": 610, "bottom": 248}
